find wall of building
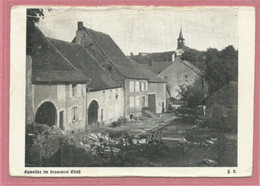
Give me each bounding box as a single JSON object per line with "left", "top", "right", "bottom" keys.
{"left": 148, "top": 83, "right": 167, "bottom": 114}
{"left": 86, "top": 87, "right": 124, "bottom": 126}
{"left": 124, "top": 79, "right": 148, "bottom": 118}
{"left": 32, "top": 83, "right": 87, "bottom": 133}
{"left": 159, "top": 60, "right": 203, "bottom": 99}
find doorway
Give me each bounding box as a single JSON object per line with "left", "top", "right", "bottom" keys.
{"left": 35, "top": 102, "right": 57, "bottom": 127}
{"left": 148, "top": 94, "right": 156, "bottom": 113}
{"left": 88, "top": 100, "right": 99, "bottom": 126}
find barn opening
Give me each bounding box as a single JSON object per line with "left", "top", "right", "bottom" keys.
{"left": 148, "top": 94, "right": 156, "bottom": 113}
{"left": 35, "top": 102, "right": 57, "bottom": 127}
{"left": 88, "top": 100, "right": 99, "bottom": 126}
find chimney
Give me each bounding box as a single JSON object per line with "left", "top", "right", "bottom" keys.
{"left": 78, "top": 21, "right": 83, "bottom": 30}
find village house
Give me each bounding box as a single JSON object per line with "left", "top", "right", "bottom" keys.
{"left": 47, "top": 38, "right": 124, "bottom": 127}
{"left": 158, "top": 57, "right": 206, "bottom": 99}
{"left": 26, "top": 27, "right": 125, "bottom": 132}
{"left": 128, "top": 58, "right": 167, "bottom": 114}
{"left": 26, "top": 27, "right": 89, "bottom": 133}
{"left": 73, "top": 22, "right": 152, "bottom": 119}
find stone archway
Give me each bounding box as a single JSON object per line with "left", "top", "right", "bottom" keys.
{"left": 88, "top": 100, "right": 99, "bottom": 126}
{"left": 35, "top": 102, "right": 57, "bottom": 127}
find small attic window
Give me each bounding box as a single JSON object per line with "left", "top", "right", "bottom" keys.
{"left": 107, "top": 66, "right": 113, "bottom": 72}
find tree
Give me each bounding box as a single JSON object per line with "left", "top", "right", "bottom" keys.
{"left": 181, "top": 48, "right": 206, "bottom": 71}
{"left": 26, "top": 9, "right": 51, "bottom": 55}
{"left": 204, "top": 46, "right": 238, "bottom": 94}
{"left": 178, "top": 83, "right": 205, "bottom": 108}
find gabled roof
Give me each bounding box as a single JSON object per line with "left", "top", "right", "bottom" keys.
{"left": 127, "top": 58, "right": 166, "bottom": 83}
{"left": 73, "top": 26, "right": 149, "bottom": 80}
{"left": 180, "top": 59, "right": 204, "bottom": 77}
{"left": 159, "top": 57, "right": 204, "bottom": 77}
{"left": 30, "top": 27, "right": 89, "bottom": 83}
{"left": 142, "top": 61, "right": 172, "bottom": 75}
{"left": 47, "top": 38, "right": 121, "bottom": 91}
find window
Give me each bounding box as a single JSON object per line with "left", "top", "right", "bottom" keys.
{"left": 72, "top": 107, "right": 78, "bottom": 122}
{"left": 69, "top": 84, "right": 81, "bottom": 98}
{"left": 107, "top": 66, "right": 112, "bottom": 72}
{"left": 115, "top": 89, "right": 119, "bottom": 100}
{"left": 57, "top": 85, "right": 65, "bottom": 100}
{"left": 135, "top": 96, "right": 140, "bottom": 107}
{"left": 129, "top": 96, "right": 134, "bottom": 108}
{"left": 142, "top": 82, "right": 146, "bottom": 91}
{"left": 102, "top": 91, "right": 106, "bottom": 102}
{"left": 129, "top": 81, "right": 134, "bottom": 92}
{"left": 72, "top": 84, "right": 77, "bottom": 97}
{"left": 69, "top": 106, "right": 82, "bottom": 123}
{"left": 146, "top": 82, "right": 148, "bottom": 90}
{"left": 135, "top": 81, "right": 140, "bottom": 92}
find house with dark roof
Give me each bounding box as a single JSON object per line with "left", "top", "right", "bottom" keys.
{"left": 73, "top": 22, "right": 152, "bottom": 118}
{"left": 128, "top": 58, "right": 167, "bottom": 114}
{"left": 47, "top": 38, "right": 124, "bottom": 127}
{"left": 26, "top": 27, "right": 124, "bottom": 132}
{"left": 26, "top": 27, "right": 90, "bottom": 132}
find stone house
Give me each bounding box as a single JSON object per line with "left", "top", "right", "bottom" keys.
{"left": 26, "top": 28, "right": 89, "bottom": 133}
{"left": 47, "top": 38, "right": 124, "bottom": 127}
{"left": 26, "top": 27, "right": 125, "bottom": 132}
{"left": 159, "top": 57, "right": 207, "bottom": 100}
{"left": 128, "top": 58, "right": 167, "bottom": 114}
{"left": 73, "top": 22, "right": 150, "bottom": 119}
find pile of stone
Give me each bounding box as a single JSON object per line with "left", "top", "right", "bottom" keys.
{"left": 81, "top": 133, "right": 121, "bottom": 157}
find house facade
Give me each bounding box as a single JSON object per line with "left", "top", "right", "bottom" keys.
{"left": 26, "top": 28, "right": 89, "bottom": 133}
{"left": 47, "top": 38, "right": 124, "bottom": 127}
{"left": 159, "top": 58, "right": 206, "bottom": 100}
{"left": 26, "top": 27, "right": 125, "bottom": 132}
{"left": 128, "top": 58, "right": 167, "bottom": 114}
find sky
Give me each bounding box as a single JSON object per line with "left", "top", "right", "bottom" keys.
{"left": 36, "top": 6, "right": 239, "bottom": 55}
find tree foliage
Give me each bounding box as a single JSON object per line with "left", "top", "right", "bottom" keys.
{"left": 26, "top": 9, "right": 51, "bottom": 55}
{"left": 181, "top": 48, "right": 206, "bottom": 71}
{"left": 205, "top": 46, "right": 238, "bottom": 94}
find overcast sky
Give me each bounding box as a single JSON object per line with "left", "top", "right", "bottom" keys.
{"left": 36, "top": 6, "right": 239, "bottom": 55}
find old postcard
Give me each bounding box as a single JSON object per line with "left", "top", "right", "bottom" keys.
{"left": 9, "top": 6, "right": 255, "bottom": 177}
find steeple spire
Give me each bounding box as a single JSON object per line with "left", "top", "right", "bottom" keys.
{"left": 178, "top": 27, "right": 184, "bottom": 40}
{"left": 177, "top": 27, "right": 185, "bottom": 49}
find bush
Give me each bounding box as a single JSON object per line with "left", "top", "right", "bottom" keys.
{"left": 111, "top": 117, "right": 128, "bottom": 127}
{"left": 25, "top": 123, "right": 80, "bottom": 166}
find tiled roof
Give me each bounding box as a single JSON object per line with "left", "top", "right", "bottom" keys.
{"left": 73, "top": 27, "right": 150, "bottom": 80}
{"left": 180, "top": 59, "right": 204, "bottom": 77}
{"left": 127, "top": 58, "right": 166, "bottom": 83}
{"left": 47, "top": 38, "right": 121, "bottom": 91}
{"left": 31, "top": 27, "right": 89, "bottom": 83}
{"left": 143, "top": 61, "right": 172, "bottom": 75}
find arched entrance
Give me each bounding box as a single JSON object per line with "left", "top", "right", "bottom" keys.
{"left": 88, "top": 100, "right": 99, "bottom": 126}
{"left": 35, "top": 102, "right": 57, "bottom": 127}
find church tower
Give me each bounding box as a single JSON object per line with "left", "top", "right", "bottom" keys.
{"left": 177, "top": 27, "right": 185, "bottom": 49}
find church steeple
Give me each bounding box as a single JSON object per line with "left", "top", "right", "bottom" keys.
{"left": 177, "top": 27, "right": 185, "bottom": 49}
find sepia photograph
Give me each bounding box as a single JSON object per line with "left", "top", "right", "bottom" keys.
{"left": 25, "top": 7, "right": 238, "bottom": 168}
{"left": 8, "top": 5, "right": 255, "bottom": 177}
